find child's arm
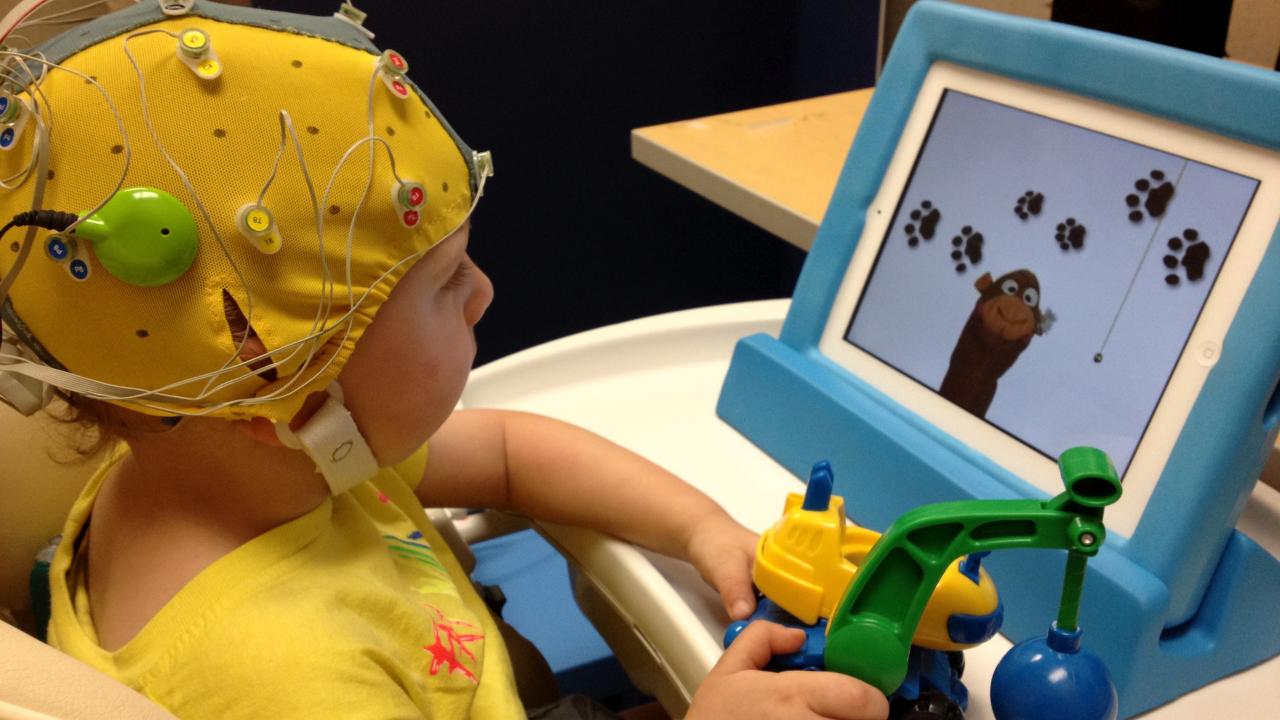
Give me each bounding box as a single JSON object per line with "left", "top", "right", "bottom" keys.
{"left": 686, "top": 621, "right": 889, "bottom": 720}
{"left": 417, "top": 408, "right": 758, "bottom": 619}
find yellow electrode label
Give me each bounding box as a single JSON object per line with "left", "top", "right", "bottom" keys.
{"left": 177, "top": 29, "right": 222, "bottom": 80}
{"left": 252, "top": 230, "right": 282, "bottom": 254}
{"left": 181, "top": 29, "right": 208, "bottom": 54}
{"left": 237, "top": 204, "right": 281, "bottom": 253}
{"left": 245, "top": 207, "right": 271, "bottom": 233}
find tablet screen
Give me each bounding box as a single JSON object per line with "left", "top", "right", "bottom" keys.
{"left": 844, "top": 89, "right": 1258, "bottom": 477}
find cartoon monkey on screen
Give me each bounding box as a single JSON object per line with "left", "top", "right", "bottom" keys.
{"left": 939, "top": 269, "right": 1055, "bottom": 419}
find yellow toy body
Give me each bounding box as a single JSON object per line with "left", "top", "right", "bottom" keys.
{"left": 753, "top": 485, "right": 1000, "bottom": 652}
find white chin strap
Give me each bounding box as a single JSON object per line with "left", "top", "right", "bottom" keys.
{"left": 274, "top": 382, "right": 380, "bottom": 496}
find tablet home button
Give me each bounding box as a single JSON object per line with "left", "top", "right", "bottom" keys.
{"left": 1196, "top": 341, "right": 1221, "bottom": 367}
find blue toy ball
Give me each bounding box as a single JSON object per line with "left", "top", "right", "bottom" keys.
{"left": 991, "top": 623, "right": 1117, "bottom": 720}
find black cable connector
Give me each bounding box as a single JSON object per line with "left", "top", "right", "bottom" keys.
{"left": 10, "top": 209, "right": 80, "bottom": 232}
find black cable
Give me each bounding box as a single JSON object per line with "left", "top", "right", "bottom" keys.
{"left": 9, "top": 209, "right": 79, "bottom": 232}
{"left": 0, "top": 211, "right": 80, "bottom": 368}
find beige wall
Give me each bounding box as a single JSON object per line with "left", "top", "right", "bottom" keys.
{"left": 1, "top": 1, "right": 130, "bottom": 47}
{"left": 885, "top": 1, "right": 1279, "bottom": 69}
{"left": 946, "top": 0, "right": 1051, "bottom": 20}
{"left": 1227, "top": 0, "right": 1280, "bottom": 68}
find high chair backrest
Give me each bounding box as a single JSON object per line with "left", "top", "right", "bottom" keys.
{"left": 0, "top": 407, "right": 178, "bottom": 718}
{"left": 0, "top": 620, "right": 179, "bottom": 719}
{"left": 0, "top": 407, "right": 97, "bottom": 625}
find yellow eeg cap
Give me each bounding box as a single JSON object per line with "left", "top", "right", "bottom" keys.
{"left": 0, "top": 3, "right": 482, "bottom": 421}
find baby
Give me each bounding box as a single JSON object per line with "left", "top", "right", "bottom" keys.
{"left": 0, "top": 2, "right": 886, "bottom": 718}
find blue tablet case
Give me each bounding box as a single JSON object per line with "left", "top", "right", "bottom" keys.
{"left": 717, "top": 2, "right": 1280, "bottom": 716}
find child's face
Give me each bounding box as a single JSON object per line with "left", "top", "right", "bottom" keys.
{"left": 336, "top": 224, "right": 492, "bottom": 466}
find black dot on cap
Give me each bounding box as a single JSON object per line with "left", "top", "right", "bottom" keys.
{"left": 46, "top": 170, "right": 54, "bottom": 180}
{"left": 291, "top": 59, "right": 303, "bottom": 68}
{"left": 328, "top": 205, "right": 341, "bottom": 215}
{"left": 136, "top": 329, "right": 149, "bottom": 338}
{"left": 386, "top": 126, "right": 396, "bottom": 136}
{"left": 110, "top": 144, "right": 123, "bottom": 154}
{"left": 213, "top": 128, "right": 227, "bottom": 138}
{"left": 441, "top": 181, "right": 449, "bottom": 193}
{"left": 8, "top": 241, "right": 18, "bottom": 252}
{"left": 307, "top": 126, "right": 319, "bottom": 135}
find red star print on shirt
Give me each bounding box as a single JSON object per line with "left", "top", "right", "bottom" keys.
{"left": 422, "top": 603, "right": 483, "bottom": 683}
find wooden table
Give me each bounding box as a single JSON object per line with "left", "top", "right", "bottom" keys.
{"left": 631, "top": 88, "right": 874, "bottom": 250}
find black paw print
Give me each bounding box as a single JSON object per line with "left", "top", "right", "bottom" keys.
{"left": 1162, "top": 228, "right": 1209, "bottom": 286}
{"left": 1055, "top": 218, "right": 1086, "bottom": 251}
{"left": 1126, "top": 170, "right": 1175, "bottom": 222}
{"left": 904, "top": 201, "right": 941, "bottom": 247}
{"left": 1015, "top": 190, "right": 1044, "bottom": 220}
{"left": 950, "top": 226, "right": 984, "bottom": 273}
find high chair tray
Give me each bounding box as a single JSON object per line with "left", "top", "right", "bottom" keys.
{"left": 459, "top": 299, "right": 1280, "bottom": 719}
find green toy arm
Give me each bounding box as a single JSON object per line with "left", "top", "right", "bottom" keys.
{"left": 823, "top": 447, "right": 1121, "bottom": 694}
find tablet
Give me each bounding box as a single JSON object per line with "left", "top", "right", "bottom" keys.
{"left": 716, "top": 3, "right": 1280, "bottom": 713}
{"left": 817, "top": 62, "right": 1280, "bottom": 537}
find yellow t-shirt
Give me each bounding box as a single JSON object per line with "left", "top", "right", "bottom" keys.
{"left": 47, "top": 445, "right": 524, "bottom": 719}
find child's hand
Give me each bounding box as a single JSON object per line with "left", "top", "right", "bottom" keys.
{"left": 685, "top": 512, "right": 759, "bottom": 620}
{"left": 687, "top": 621, "right": 890, "bottom": 720}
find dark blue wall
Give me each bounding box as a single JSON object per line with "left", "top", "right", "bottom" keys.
{"left": 261, "top": 2, "right": 879, "bottom": 362}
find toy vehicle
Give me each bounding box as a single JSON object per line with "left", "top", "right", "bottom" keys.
{"left": 726, "top": 447, "right": 1122, "bottom": 720}
{"left": 724, "top": 460, "right": 999, "bottom": 718}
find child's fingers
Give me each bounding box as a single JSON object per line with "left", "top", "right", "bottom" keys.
{"left": 786, "top": 671, "right": 890, "bottom": 720}
{"left": 710, "top": 560, "right": 757, "bottom": 620}
{"left": 712, "top": 621, "right": 807, "bottom": 675}
{"left": 692, "top": 521, "right": 758, "bottom": 619}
